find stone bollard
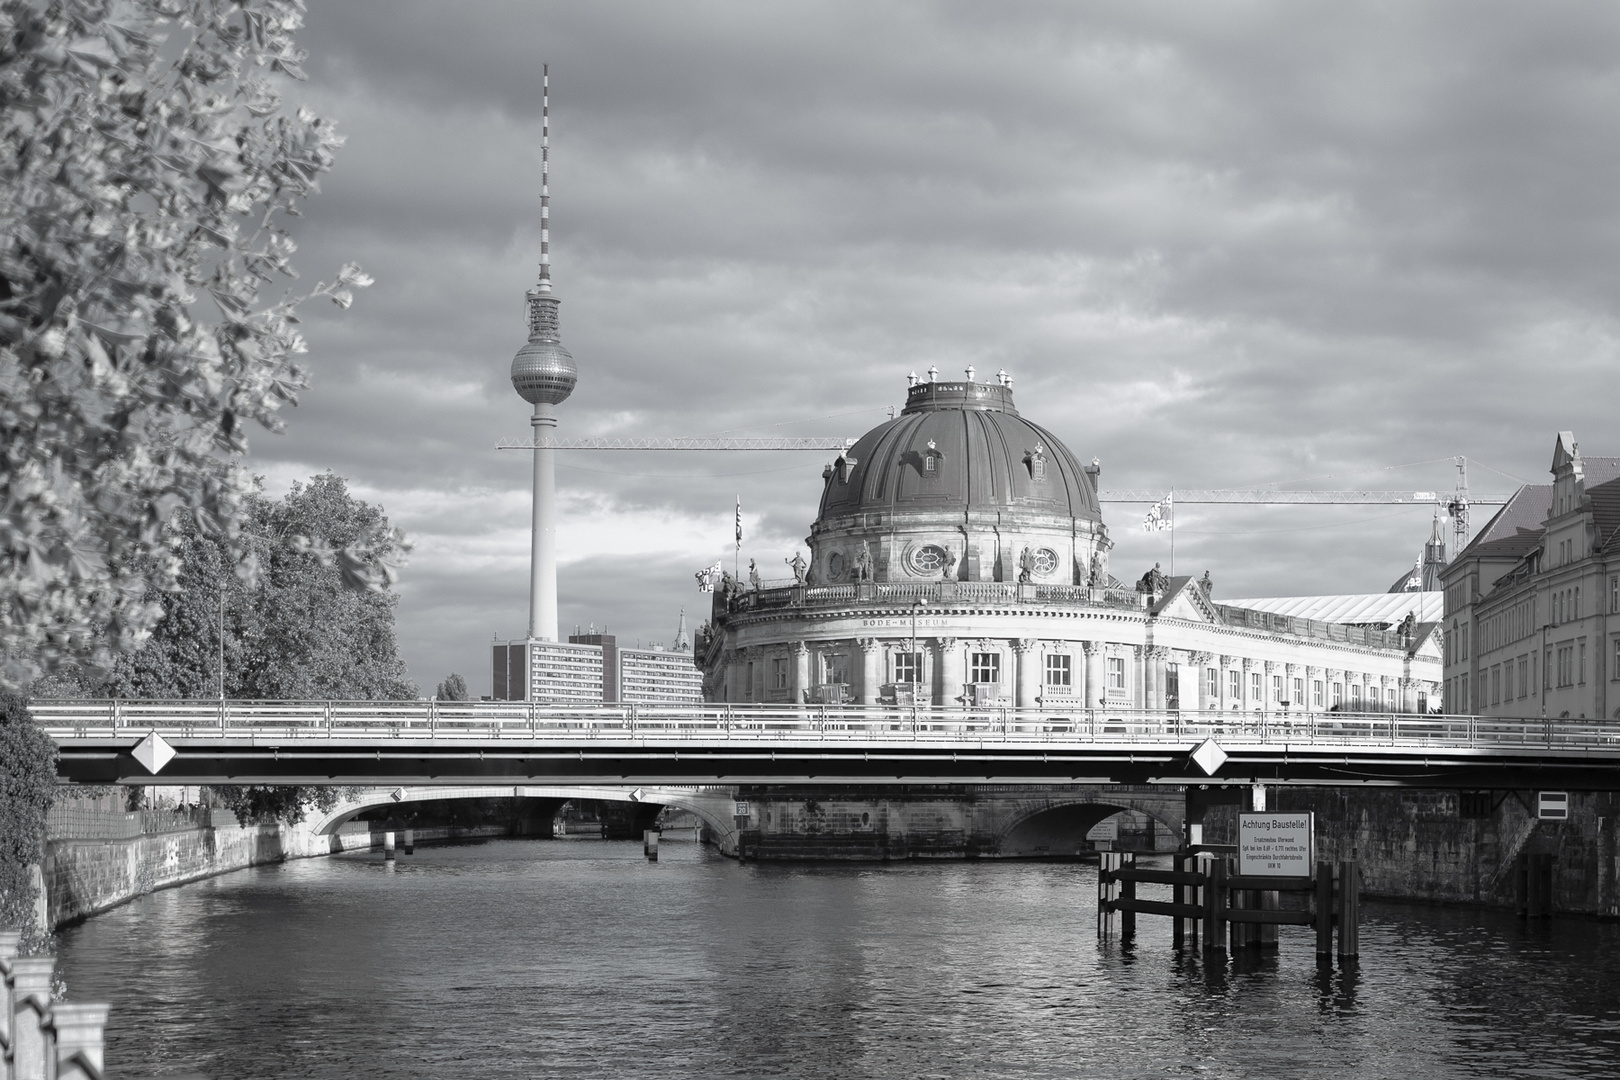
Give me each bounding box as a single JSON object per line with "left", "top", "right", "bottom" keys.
{"left": 383, "top": 831, "right": 396, "bottom": 861}
{"left": 9, "top": 956, "right": 57, "bottom": 1080}
{"left": 643, "top": 829, "right": 658, "bottom": 861}
{"left": 403, "top": 829, "right": 415, "bottom": 855}
{"left": 43, "top": 1003, "right": 108, "bottom": 1080}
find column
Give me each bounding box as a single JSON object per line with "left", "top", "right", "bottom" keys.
{"left": 1142, "top": 646, "right": 1159, "bottom": 710}
{"left": 1190, "top": 652, "right": 1212, "bottom": 711}
{"left": 1083, "top": 641, "right": 1103, "bottom": 708}
{"left": 1153, "top": 647, "right": 1170, "bottom": 711}
{"left": 790, "top": 641, "right": 811, "bottom": 707}
{"left": 934, "top": 637, "right": 962, "bottom": 707}
{"left": 1242, "top": 658, "right": 1254, "bottom": 711}
{"left": 1131, "top": 645, "right": 1144, "bottom": 709}
{"left": 859, "top": 637, "right": 882, "bottom": 706}
{"left": 1401, "top": 676, "right": 1417, "bottom": 714}
{"left": 721, "top": 650, "right": 738, "bottom": 703}
{"left": 1014, "top": 638, "right": 1040, "bottom": 710}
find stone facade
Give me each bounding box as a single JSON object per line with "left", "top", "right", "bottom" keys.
{"left": 700, "top": 376, "right": 1441, "bottom": 710}
{"left": 1442, "top": 432, "right": 1620, "bottom": 719}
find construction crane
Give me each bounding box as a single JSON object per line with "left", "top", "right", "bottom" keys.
{"left": 497, "top": 440, "right": 1509, "bottom": 551}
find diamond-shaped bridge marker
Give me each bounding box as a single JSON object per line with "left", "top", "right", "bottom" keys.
{"left": 131, "top": 730, "right": 176, "bottom": 775}
{"left": 1190, "top": 738, "right": 1228, "bottom": 777}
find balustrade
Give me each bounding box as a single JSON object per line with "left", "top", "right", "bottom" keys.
{"left": 0, "top": 934, "right": 108, "bottom": 1080}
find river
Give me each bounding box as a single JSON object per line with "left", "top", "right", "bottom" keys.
{"left": 55, "top": 836, "right": 1620, "bottom": 1079}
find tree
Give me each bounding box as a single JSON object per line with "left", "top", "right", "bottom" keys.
{"left": 0, "top": 691, "right": 56, "bottom": 949}
{"left": 436, "top": 673, "right": 469, "bottom": 701}
{"left": 0, "top": 0, "right": 376, "bottom": 690}
{"left": 111, "top": 473, "right": 416, "bottom": 700}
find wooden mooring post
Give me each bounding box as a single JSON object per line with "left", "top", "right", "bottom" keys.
{"left": 644, "top": 829, "right": 659, "bottom": 861}
{"left": 1337, "top": 859, "right": 1360, "bottom": 959}
{"left": 1099, "top": 851, "right": 1359, "bottom": 965}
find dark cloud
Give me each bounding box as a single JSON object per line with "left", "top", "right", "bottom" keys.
{"left": 251, "top": 1, "right": 1620, "bottom": 692}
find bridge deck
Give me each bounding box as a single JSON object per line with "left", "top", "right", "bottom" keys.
{"left": 34, "top": 702, "right": 1620, "bottom": 788}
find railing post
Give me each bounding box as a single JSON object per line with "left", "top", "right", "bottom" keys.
{"left": 42, "top": 1003, "right": 107, "bottom": 1080}
{"left": 9, "top": 956, "right": 56, "bottom": 1080}
{"left": 1097, "top": 850, "right": 1118, "bottom": 938}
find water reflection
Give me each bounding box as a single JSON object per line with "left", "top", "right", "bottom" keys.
{"left": 54, "top": 839, "right": 1620, "bottom": 1080}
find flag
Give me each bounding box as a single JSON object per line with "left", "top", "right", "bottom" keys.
{"left": 735, "top": 496, "right": 742, "bottom": 549}
{"left": 1143, "top": 494, "right": 1172, "bottom": 532}
{"left": 695, "top": 562, "right": 723, "bottom": 592}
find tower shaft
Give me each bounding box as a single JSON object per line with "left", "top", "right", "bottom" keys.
{"left": 529, "top": 403, "right": 559, "bottom": 641}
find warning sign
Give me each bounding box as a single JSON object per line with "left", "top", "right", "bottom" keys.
{"left": 1238, "top": 812, "right": 1314, "bottom": 877}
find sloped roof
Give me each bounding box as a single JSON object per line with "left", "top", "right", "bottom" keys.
{"left": 1220, "top": 592, "right": 1444, "bottom": 626}
{"left": 1591, "top": 473, "right": 1620, "bottom": 553}
{"left": 1459, "top": 485, "right": 1551, "bottom": 561}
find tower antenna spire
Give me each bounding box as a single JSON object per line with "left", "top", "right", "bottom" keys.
{"left": 539, "top": 63, "right": 551, "bottom": 293}
{"left": 510, "top": 62, "right": 577, "bottom": 645}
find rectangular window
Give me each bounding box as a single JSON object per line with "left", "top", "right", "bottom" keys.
{"left": 1165, "top": 663, "right": 1180, "bottom": 707}
{"left": 1044, "top": 653, "right": 1072, "bottom": 687}
{"left": 1351, "top": 684, "right": 1362, "bottom": 709}
{"left": 892, "top": 651, "right": 921, "bottom": 685}
{"left": 1250, "top": 671, "right": 1262, "bottom": 703}
{"left": 1272, "top": 674, "right": 1283, "bottom": 700}
{"left": 1614, "top": 638, "right": 1620, "bottom": 681}
{"left": 1612, "top": 575, "right": 1618, "bottom": 614}
{"left": 970, "top": 652, "right": 1001, "bottom": 684}
{"left": 1332, "top": 682, "right": 1343, "bottom": 708}
{"left": 1490, "top": 665, "right": 1500, "bottom": 706}
{"left": 1503, "top": 662, "right": 1512, "bottom": 702}
{"left": 1518, "top": 657, "right": 1528, "bottom": 698}
{"left": 1206, "top": 667, "right": 1219, "bottom": 699}
{"left": 825, "top": 652, "right": 851, "bottom": 686}
{"left": 1108, "top": 656, "right": 1126, "bottom": 692}
{"left": 1556, "top": 645, "right": 1573, "bottom": 688}
{"left": 772, "top": 657, "right": 788, "bottom": 690}
{"left": 1579, "top": 640, "right": 1587, "bottom": 684}
{"left": 1228, "top": 669, "right": 1242, "bottom": 701}
{"left": 1313, "top": 680, "right": 1324, "bottom": 708}
{"left": 1293, "top": 677, "right": 1305, "bottom": 707}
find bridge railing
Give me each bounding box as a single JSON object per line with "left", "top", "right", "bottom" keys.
{"left": 27, "top": 699, "right": 1620, "bottom": 752}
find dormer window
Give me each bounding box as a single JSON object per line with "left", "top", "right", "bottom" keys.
{"left": 1024, "top": 444, "right": 1047, "bottom": 482}
{"left": 835, "top": 454, "right": 859, "bottom": 484}
{"left": 922, "top": 439, "right": 942, "bottom": 479}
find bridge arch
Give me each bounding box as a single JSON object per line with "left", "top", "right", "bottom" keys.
{"left": 994, "top": 790, "right": 1185, "bottom": 858}
{"left": 310, "top": 785, "right": 744, "bottom": 853}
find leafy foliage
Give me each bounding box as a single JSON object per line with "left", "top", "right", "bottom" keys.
{"left": 209, "top": 783, "right": 339, "bottom": 828}
{"left": 111, "top": 473, "right": 416, "bottom": 700}
{"left": 436, "top": 672, "right": 469, "bottom": 701}
{"left": 0, "top": 692, "right": 56, "bottom": 943}
{"left": 0, "top": 0, "right": 372, "bottom": 689}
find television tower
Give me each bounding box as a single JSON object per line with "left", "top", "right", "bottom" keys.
{"left": 510, "top": 64, "right": 576, "bottom": 642}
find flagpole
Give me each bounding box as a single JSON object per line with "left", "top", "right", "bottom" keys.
{"left": 1169, "top": 488, "right": 1175, "bottom": 576}
{"left": 734, "top": 495, "right": 741, "bottom": 583}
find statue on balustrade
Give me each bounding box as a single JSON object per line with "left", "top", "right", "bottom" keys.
{"left": 854, "top": 540, "right": 873, "bottom": 582}
{"left": 748, "top": 559, "right": 762, "bottom": 592}
{"left": 1136, "top": 562, "right": 1168, "bottom": 596}
{"left": 785, "top": 551, "right": 808, "bottom": 586}
{"left": 1017, "top": 547, "right": 1035, "bottom": 584}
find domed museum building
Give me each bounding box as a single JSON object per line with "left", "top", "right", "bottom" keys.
{"left": 697, "top": 373, "right": 1443, "bottom": 714}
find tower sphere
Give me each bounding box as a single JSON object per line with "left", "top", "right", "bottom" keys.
{"left": 511, "top": 338, "right": 576, "bottom": 405}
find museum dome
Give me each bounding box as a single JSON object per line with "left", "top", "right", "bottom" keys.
{"left": 815, "top": 376, "right": 1101, "bottom": 525}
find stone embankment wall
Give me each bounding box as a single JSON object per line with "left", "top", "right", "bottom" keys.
{"left": 1274, "top": 787, "right": 1620, "bottom": 917}
{"left": 43, "top": 817, "right": 507, "bottom": 929}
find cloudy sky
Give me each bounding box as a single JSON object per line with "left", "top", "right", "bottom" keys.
{"left": 260, "top": 2, "right": 1620, "bottom": 695}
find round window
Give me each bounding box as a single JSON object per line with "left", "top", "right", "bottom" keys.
{"left": 912, "top": 544, "right": 948, "bottom": 574}
{"left": 828, "top": 551, "right": 846, "bottom": 580}
{"left": 1032, "top": 548, "right": 1059, "bottom": 576}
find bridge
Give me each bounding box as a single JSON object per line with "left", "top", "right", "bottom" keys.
{"left": 33, "top": 700, "right": 1620, "bottom": 790}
